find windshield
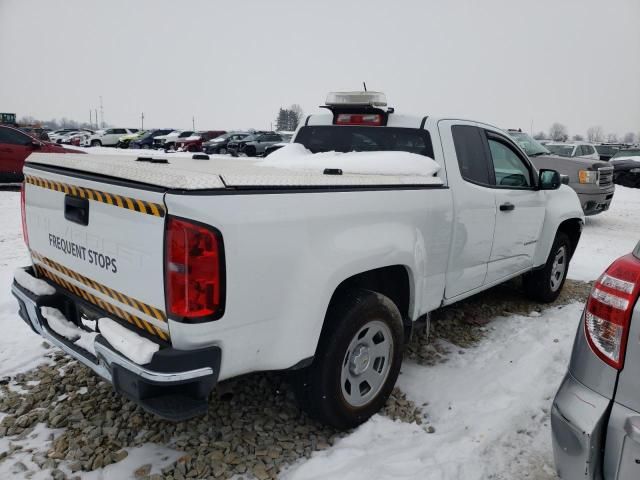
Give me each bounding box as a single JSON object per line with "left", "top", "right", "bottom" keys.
{"left": 507, "top": 132, "right": 549, "bottom": 156}
{"left": 294, "top": 126, "right": 434, "bottom": 157}
{"left": 595, "top": 145, "right": 619, "bottom": 156}
{"left": 612, "top": 149, "right": 640, "bottom": 159}
{"left": 546, "top": 144, "right": 575, "bottom": 157}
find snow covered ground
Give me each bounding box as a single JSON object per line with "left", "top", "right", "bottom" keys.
{"left": 0, "top": 182, "right": 638, "bottom": 479}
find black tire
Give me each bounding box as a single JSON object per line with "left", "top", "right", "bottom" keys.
{"left": 244, "top": 146, "right": 256, "bottom": 157}
{"left": 523, "top": 232, "right": 571, "bottom": 303}
{"left": 91, "top": 140, "right": 101, "bottom": 147}
{"left": 219, "top": 147, "right": 227, "bottom": 154}
{"left": 293, "top": 289, "right": 404, "bottom": 429}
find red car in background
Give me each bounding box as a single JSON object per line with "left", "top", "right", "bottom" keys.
{"left": 176, "top": 130, "right": 226, "bottom": 152}
{"left": 0, "top": 125, "right": 84, "bottom": 183}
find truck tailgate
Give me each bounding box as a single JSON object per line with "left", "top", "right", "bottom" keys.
{"left": 23, "top": 165, "right": 170, "bottom": 342}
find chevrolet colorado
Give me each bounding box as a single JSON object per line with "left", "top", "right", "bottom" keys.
{"left": 12, "top": 91, "right": 584, "bottom": 428}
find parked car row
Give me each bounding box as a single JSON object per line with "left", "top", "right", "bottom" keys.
{"left": 108, "top": 128, "right": 290, "bottom": 157}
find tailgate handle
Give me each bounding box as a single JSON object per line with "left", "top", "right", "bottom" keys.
{"left": 64, "top": 195, "right": 89, "bottom": 226}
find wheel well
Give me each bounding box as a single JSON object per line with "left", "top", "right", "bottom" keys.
{"left": 328, "top": 265, "right": 411, "bottom": 330}
{"left": 558, "top": 218, "right": 582, "bottom": 258}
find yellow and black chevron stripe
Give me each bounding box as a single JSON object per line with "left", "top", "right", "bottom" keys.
{"left": 32, "top": 251, "right": 167, "bottom": 323}
{"left": 32, "top": 253, "right": 169, "bottom": 342}
{"left": 24, "top": 174, "right": 165, "bottom": 218}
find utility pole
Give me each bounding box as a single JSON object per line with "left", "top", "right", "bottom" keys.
{"left": 141, "top": 112, "right": 144, "bottom": 130}
{"left": 89, "top": 110, "right": 92, "bottom": 127}
{"left": 192, "top": 116, "right": 195, "bottom": 131}
{"left": 99, "top": 96, "right": 104, "bottom": 128}
{"left": 94, "top": 109, "right": 98, "bottom": 129}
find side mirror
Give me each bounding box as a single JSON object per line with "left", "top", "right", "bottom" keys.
{"left": 539, "top": 169, "right": 562, "bottom": 190}
{"left": 30, "top": 141, "right": 42, "bottom": 150}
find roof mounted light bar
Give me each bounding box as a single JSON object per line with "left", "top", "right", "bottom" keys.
{"left": 325, "top": 91, "right": 388, "bottom": 108}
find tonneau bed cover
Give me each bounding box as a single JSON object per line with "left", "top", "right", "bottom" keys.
{"left": 27, "top": 152, "right": 442, "bottom": 190}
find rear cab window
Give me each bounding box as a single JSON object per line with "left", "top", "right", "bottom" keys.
{"left": 294, "top": 126, "right": 434, "bottom": 158}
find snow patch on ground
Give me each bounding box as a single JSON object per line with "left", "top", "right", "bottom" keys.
{"left": 260, "top": 143, "right": 442, "bottom": 179}
{"left": 569, "top": 185, "right": 640, "bottom": 281}
{"left": 285, "top": 303, "right": 584, "bottom": 480}
{"left": 0, "top": 191, "right": 51, "bottom": 376}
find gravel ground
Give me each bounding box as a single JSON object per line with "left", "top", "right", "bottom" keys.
{"left": 0, "top": 279, "right": 592, "bottom": 479}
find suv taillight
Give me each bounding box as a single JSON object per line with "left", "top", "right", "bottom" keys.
{"left": 165, "top": 217, "right": 225, "bottom": 321}
{"left": 585, "top": 254, "right": 640, "bottom": 369}
{"left": 20, "top": 182, "right": 29, "bottom": 247}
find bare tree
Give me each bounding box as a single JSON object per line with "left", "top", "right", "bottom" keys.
{"left": 572, "top": 134, "right": 584, "bottom": 141}
{"left": 549, "top": 123, "right": 569, "bottom": 142}
{"left": 606, "top": 133, "right": 619, "bottom": 143}
{"left": 533, "top": 131, "right": 546, "bottom": 140}
{"left": 586, "top": 126, "right": 604, "bottom": 143}
{"left": 622, "top": 132, "right": 636, "bottom": 144}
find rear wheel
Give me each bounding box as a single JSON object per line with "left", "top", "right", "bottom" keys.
{"left": 293, "top": 289, "right": 404, "bottom": 429}
{"left": 219, "top": 147, "right": 227, "bottom": 154}
{"left": 244, "top": 146, "right": 256, "bottom": 157}
{"left": 523, "top": 232, "right": 571, "bottom": 303}
{"left": 91, "top": 140, "right": 101, "bottom": 147}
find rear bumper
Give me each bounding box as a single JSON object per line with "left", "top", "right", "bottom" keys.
{"left": 551, "top": 372, "right": 610, "bottom": 479}
{"left": 12, "top": 266, "right": 221, "bottom": 421}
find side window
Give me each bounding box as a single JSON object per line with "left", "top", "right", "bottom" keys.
{"left": 115, "top": 129, "right": 127, "bottom": 134}
{"left": 585, "top": 145, "right": 595, "bottom": 155}
{"left": 451, "top": 125, "right": 492, "bottom": 185}
{"left": 487, "top": 136, "right": 532, "bottom": 188}
{"left": 0, "top": 128, "right": 31, "bottom": 145}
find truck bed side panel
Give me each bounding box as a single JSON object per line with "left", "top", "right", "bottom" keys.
{"left": 165, "top": 187, "right": 452, "bottom": 380}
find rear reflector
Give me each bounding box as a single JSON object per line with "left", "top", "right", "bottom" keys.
{"left": 585, "top": 254, "right": 640, "bottom": 369}
{"left": 335, "top": 113, "right": 383, "bottom": 126}
{"left": 165, "top": 217, "right": 224, "bottom": 321}
{"left": 20, "top": 182, "right": 29, "bottom": 247}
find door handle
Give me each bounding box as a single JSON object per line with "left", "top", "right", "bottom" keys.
{"left": 500, "top": 202, "right": 515, "bottom": 212}
{"left": 64, "top": 195, "right": 90, "bottom": 226}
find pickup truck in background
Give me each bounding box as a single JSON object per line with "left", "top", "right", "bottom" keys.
{"left": 12, "top": 91, "right": 584, "bottom": 429}
{"left": 508, "top": 130, "right": 615, "bottom": 216}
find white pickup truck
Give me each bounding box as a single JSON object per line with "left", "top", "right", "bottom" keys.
{"left": 12, "top": 92, "right": 584, "bottom": 429}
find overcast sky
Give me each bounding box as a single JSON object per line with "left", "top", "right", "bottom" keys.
{"left": 1, "top": 0, "right": 639, "bottom": 136}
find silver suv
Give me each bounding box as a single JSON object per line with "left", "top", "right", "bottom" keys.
{"left": 551, "top": 241, "right": 640, "bottom": 479}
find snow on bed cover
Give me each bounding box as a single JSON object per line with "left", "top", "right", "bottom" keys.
{"left": 28, "top": 148, "right": 442, "bottom": 189}
{"left": 259, "top": 143, "right": 441, "bottom": 179}
{"left": 14, "top": 268, "right": 55, "bottom": 296}
{"left": 98, "top": 317, "right": 159, "bottom": 365}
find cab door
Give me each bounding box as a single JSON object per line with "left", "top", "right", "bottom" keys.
{"left": 439, "top": 121, "right": 497, "bottom": 299}
{"left": 483, "top": 129, "right": 546, "bottom": 283}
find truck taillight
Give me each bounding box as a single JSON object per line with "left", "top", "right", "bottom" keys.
{"left": 165, "top": 217, "right": 225, "bottom": 322}
{"left": 20, "top": 182, "right": 29, "bottom": 247}
{"left": 585, "top": 254, "right": 640, "bottom": 370}
{"left": 335, "top": 113, "right": 383, "bottom": 126}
